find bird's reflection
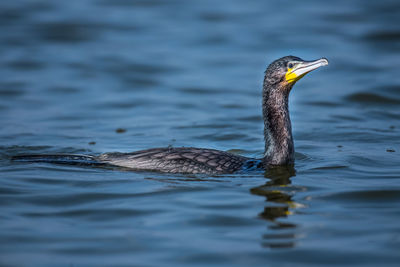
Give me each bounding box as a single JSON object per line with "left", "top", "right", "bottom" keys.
{"left": 250, "top": 165, "right": 302, "bottom": 248}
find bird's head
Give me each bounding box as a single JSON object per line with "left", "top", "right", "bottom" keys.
{"left": 264, "top": 56, "right": 328, "bottom": 93}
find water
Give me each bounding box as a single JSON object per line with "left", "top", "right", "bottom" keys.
{"left": 1, "top": 0, "right": 400, "bottom": 266}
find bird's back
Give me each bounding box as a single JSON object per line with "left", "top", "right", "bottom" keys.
{"left": 97, "top": 147, "right": 252, "bottom": 174}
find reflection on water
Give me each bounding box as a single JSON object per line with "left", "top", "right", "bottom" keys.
{"left": 251, "top": 166, "right": 299, "bottom": 248}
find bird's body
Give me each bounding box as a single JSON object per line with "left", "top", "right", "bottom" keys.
{"left": 12, "top": 56, "right": 328, "bottom": 175}
{"left": 98, "top": 147, "right": 255, "bottom": 174}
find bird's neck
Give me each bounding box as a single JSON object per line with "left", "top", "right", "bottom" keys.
{"left": 262, "top": 82, "right": 294, "bottom": 166}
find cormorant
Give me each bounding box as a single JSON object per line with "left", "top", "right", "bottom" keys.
{"left": 12, "top": 56, "right": 328, "bottom": 174}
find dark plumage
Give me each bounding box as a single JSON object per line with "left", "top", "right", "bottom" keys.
{"left": 98, "top": 147, "right": 250, "bottom": 174}
{"left": 12, "top": 56, "right": 328, "bottom": 175}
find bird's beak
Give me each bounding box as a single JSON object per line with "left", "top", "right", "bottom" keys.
{"left": 285, "top": 58, "right": 328, "bottom": 83}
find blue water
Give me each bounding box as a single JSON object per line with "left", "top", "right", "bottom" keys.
{"left": 1, "top": 0, "right": 400, "bottom": 266}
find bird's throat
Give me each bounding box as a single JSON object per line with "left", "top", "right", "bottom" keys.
{"left": 262, "top": 82, "right": 294, "bottom": 166}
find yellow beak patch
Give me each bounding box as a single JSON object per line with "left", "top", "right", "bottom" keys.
{"left": 285, "top": 68, "right": 306, "bottom": 84}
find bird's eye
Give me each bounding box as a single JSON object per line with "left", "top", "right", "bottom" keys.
{"left": 288, "top": 63, "right": 294, "bottom": 69}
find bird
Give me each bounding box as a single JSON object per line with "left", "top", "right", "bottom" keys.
{"left": 12, "top": 56, "right": 328, "bottom": 175}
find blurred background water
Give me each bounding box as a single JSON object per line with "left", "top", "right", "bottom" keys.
{"left": 1, "top": 0, "right": 400, "bottom": 266}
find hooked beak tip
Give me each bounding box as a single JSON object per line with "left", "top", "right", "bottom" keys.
{"left": 320, "top": 58, "right": 329, "bottom": 66}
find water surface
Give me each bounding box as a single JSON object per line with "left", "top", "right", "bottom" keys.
{"left": 1, "top": 0, "right": 400, "bottom": 266}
